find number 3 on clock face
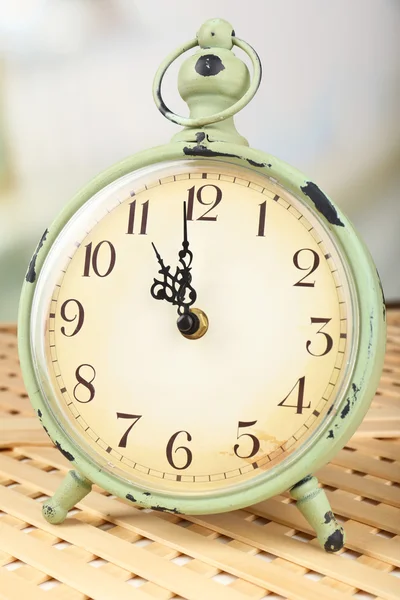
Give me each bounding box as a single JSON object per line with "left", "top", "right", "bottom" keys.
{"left": 31, "top": 159, "right": 355, "bottom": 496}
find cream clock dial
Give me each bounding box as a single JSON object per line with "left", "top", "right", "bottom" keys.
{"left": 32, "top": 159, "right": 355, "bottom": 495}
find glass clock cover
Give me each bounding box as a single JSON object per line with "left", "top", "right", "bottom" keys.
{"left": 31, "top": 159, "right": 356, "bottom": 497}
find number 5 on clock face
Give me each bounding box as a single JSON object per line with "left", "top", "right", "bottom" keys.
{"left": 32, "top": 159, "right": 353, "bottom": 495}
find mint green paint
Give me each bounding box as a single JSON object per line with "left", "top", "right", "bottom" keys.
{"left": 18, "top": 19, "right": 386, "bottom": 551}
{"left": 291, "top": 476, "right": 345, "bottom": 552}
{"left": 42, "top": 470, "right": 92, "bottom": 525}
{"left": 153, "top": 17, "right": 261, "bottom": 138}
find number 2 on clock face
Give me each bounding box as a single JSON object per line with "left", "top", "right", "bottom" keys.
{"left": 43, "top": 160, "right": 351, "bottom": 492}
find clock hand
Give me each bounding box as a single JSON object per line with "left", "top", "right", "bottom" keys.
{"left": 151, "top": 241, "right": 163, "bottom": 264}
{"left": 178, "top": 201, "right": 193, "bottom": 270}
{"left": 150, "top": 243, "right": 176, "bottom": 303}
{"left": 176, "top": 202, "right": 197, "bottom": 316}
{"left": 150, "top": 203, "right": 201, "bottom": 336}
{"left": 175, "top": 201, "right": 199, "bottom": 335}
{"left": 150, "top": 242, "right": 190, "bottom": 307}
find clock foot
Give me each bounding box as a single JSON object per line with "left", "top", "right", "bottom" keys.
{"left": 42, "top": 470, "right": 93, "bottom": 524}
{"left": 290, "top": 475, "right": 345, "bottom": 553}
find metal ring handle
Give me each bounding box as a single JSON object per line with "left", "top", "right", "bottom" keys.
{"left": 152, "top": 37, "right": 262, "bottom": 128}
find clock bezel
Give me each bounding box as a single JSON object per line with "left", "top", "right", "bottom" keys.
{"left": 18, "top": 141, "right": 386, "bottom": 515}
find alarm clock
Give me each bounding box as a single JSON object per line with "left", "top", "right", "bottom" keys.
{"left": 18, "top": 18, "right": 386, "bottom": 553}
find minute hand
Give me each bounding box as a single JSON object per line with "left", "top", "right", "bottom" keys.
{"left": 176, "top": 202, "right": 197, "bottom": 314}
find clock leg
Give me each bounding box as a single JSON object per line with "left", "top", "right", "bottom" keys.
{"left": 290, "top": 475, "right": 345, "bottom": 552}
{"left": 42, "top": 470, "right": 93, "bottom": 524}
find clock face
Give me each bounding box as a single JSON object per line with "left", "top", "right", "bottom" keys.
{"left": 31, "top": 159, "right": 356, "bottom": 496}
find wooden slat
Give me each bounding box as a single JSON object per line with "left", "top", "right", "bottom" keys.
{"left": 0, "top": 522, "right": 150, "bottom": 600}
{"left": 346, "top": 437, "right": 400, "bottom": 462}
{"left": 249, "top": 495, "right": 400, "bottom": 567}
{"left": 331, "top": 447, "right": 400, "bottom": 482}
{"left": 181, "top": 511, "right": 400, "bottom": 600}
{"left": 0, "top": 486, "right": 254, "bottom": 600}
{"left": 352, "top": 418, "right": 400, "bottom": 438}
{"left": 363, "top": 407, "right": 400, "bottom": 422}
{"left": 0, "top": 569, "right": 48, "bottom": 600}
{"left": 316, "top": 464, "right": 400, "bottom": 507}
{"left": 0, "top": 415, "right": 51, "bottom": 449}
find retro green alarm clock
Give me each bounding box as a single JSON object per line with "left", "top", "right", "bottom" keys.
{"left": 18, "top": 19, "right": 386, "bottom": 553}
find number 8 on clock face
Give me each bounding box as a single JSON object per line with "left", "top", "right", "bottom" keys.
{"left": 30, "top": 159, "right": 355, "bottom": 495}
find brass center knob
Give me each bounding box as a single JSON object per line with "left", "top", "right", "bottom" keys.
{"left": 177, "top": 307, "right": 209, "bottom": 340}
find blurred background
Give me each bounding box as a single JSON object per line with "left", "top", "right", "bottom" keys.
{"left": 0, "top": 0, "right": 399, "bottom": 320}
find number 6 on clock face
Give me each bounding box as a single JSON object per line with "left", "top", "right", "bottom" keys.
{"left": 30, "top": 158, "right": 355, "bottom": 496}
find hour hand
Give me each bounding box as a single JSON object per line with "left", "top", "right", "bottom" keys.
{"left": 151, "top": 242, "right": 165, "bottom": 268}
{"left": 150, "top": 243, "right": 176, "bottom": 303}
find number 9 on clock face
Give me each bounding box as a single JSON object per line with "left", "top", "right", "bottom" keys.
{"left": 31, "top": 159, "right": 356, "bottom": 496}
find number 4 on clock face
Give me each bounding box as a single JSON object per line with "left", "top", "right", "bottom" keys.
{"left": 278, "top": 376, "right": 310, "bottom": 414}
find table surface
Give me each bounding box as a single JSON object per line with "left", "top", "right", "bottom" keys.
{"left": 0, "top": 312, "right": 399, "bottom": 600}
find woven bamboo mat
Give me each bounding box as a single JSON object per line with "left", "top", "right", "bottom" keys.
{"left": 0, "top": 312, "right": 399, "bottom": 600}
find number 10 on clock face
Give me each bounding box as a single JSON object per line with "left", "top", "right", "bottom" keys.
{"left": 32, "top": 159, "right": 355, "bottom": 496}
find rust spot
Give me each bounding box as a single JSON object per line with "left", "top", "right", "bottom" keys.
{"left": 291, "top": 474, "right": 312, "bottom": 491}
{"left": 376, "top": 268, "right": 386, "bottom": 321}
{"left": 340, "top": 399, "right": 350, "bottom": 419}
{"left": 324, "top": 528, "right": 344, "bottom": 552}
{"left": 43, "top": 504, "right": 56, "bottom": 517}
{"left": 151, "top": 505, "right": 181, "bottom": 514}
{"left": 324, "top": 511, "right": 335, "bottom": 524}
{"left": 26, "top": 229, "right": 48, "bottom": 283}
{"left": 195, "top": 54, "right": 225, "bottom": 77}
{"left": 300, "top": 182, "right": 344, "bottom": 227}
{"left": 55, "top": 441, "right": 74, "bottom": 462}
{"left": 183, "top": 134, "right": 268, "bottom": 168}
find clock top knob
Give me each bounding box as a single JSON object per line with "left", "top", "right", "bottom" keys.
{"left": 153, "top": 18, "right": 262, "bottom": 145}
{"left": 196, "top": 18, "right": 235, "bottom": 50}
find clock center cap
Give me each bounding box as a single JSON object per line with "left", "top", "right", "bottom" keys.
{"left": 177, "top": 307, "right": 209, "bottom": 340}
